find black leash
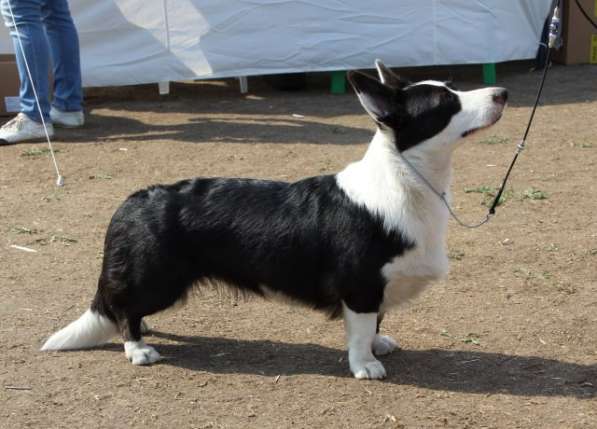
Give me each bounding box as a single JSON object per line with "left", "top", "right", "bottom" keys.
{"left": 487, "top": 0, "right": 561, "bottom": 216}
{"left": 399, "top": 0, "right": 593, "bottom": 228}
{"left": 489, "top": 0, "right": 596, "bottom": 215}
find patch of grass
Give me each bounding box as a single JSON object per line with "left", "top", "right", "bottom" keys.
{"left": 448, "top": 249, "right": 465, "bottom": 261}
{"left": 21, "top": 147, "right": 60, "bottom": 157}
{"left": 42, "top": 192, "right": 63, "bottom": 202}
{"left": 478, "top": 135, "right": 509, "bottom": 145}
{"left": 440, "top": 330, "right": 481, "bottom": 346}
{"left": 513, "top": 267, "right": 535, "bottom": 280}
{"left": 572, "top": 142, "right": 593, "bottom": 149}
{"left": 29, "top": 237, "right": 50, "bottom": 246}
{"left": 462, "top": 334, "right": 481, "bottom": 346}
{"left": 555, "top": 281, "right": 577, "bottom": 295}
{"left": 464, "top": 185, "right": 513, "bottom": 207}
{"left": 26, "top": 233, "right": 77, "bottom": 246}
{"left": 50, "top": 235, "right": 78, "bottom": 245}
{"left": 513, "top": 266, "right": 568, "bottom": 292}
{"left": 521, "top": 188, "right": 548, "bottom": 201}
{"left": 544, "top": 243, "right": 559, "bottom": 252}
{"left": 11, "top": 226, "right": 41, "bottom": 235}
{"left": 464, "top": 185, "right": 494, "bottom": 194}
{"left": 487, "top": 191, "right": 514, "bottom": 207}
{"left": 465, "top": 186, "right": 548, "bottom": 207}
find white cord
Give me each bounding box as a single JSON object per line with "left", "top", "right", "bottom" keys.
{"left": 6, "top": 0, "right": 64, "bottom": 187}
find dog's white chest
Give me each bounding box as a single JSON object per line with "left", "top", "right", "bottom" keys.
{"left": 378, "top": 186, "right": 450, "bottom": 311}
{"left": 335, "top": 129, "right": 453, "bottom": 311}
{"left": 380, "top": 245, "right": 448, "bottom": 311}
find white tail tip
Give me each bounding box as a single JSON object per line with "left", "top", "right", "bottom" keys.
{"left": 41, "top": 309, "right": 117, "bottom": 351}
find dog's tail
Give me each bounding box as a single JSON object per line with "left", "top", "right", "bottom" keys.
{"left": 40, "top": 308, "right": 118, "bottom": 351}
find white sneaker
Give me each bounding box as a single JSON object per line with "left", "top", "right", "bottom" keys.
{"left": 50, "top": 107, "right": 84, "bottom": 128}
{"left": 0, "top": 113, "right": 54, "bottom": 145}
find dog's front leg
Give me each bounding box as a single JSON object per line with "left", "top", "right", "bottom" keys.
{"left": 342, "top": 302, "right": 386, "bottom": 379}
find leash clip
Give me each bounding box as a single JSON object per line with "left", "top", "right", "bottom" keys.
{"left": 548, "top": 2, "right": 562, "bottom": 49}
{"left": 516, "top": 139, "right": 527, "bottom": 153}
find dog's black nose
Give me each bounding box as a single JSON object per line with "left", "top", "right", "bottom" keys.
{"left": 493, "top": 89, "right": 508, "bottom": 105}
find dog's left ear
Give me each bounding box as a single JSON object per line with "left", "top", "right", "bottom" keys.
{"left": 375, "top": 59, "right": 408, "bottom": 89}
{"left": 347, "top": 70, "right": 400, "bottom": 127}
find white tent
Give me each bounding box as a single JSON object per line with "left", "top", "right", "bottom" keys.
{"left": 0, "top": 0, "right": 553, "bottom": 87}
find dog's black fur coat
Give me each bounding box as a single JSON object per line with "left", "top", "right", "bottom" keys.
{"left": 92, "top": 175, "right": 413, "bottom": 339}
{"left": 91, "top": 72, "right": 466, "bottom": 343}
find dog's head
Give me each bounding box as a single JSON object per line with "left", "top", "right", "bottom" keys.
{"left": 348, "top": 60, "right": 507, "bottom": 153}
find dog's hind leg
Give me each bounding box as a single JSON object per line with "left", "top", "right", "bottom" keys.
{"left": 120, "top": 315, "right": 161, "bottom": 365}
{"left": 104, "top": 273, "right": 191, "bottom": 365}
{"left": 342, "top": 302, "right": 386, "bottom": 379}
{"left": 94, "top": 274, "right": 163, "bottom": 365}
{"left": 139, "top": 319, "right": 151, "bottom": 335}
{"left": 372, "top": 312, "right": 399, "bottom": 356}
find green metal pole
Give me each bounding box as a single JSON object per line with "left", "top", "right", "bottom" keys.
{"left": 483, "top": 63, "right": 497, "bottom": 84}
{"left": 330, "top": 71, "right": 347, "bottom": 94}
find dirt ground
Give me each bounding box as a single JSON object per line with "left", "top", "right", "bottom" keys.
{"left": 1, "top": 63, "right": 596, "bottom": 429}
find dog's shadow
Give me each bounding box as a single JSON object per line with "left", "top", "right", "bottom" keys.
{"left": 111, "top": 330, "right": 596, "bottom": 398}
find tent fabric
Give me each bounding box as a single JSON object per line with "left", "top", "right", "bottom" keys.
{"left": 0, "top": 0, "right": 553, "bottom": 87}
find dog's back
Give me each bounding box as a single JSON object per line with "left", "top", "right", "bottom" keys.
{"left": 95, "top": 175, "right": 412, "bottom": 321}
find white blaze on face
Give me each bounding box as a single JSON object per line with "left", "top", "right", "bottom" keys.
{"left": 408, "top": 80, "right": 506, "bottom": 144}
{"left": 451, "top": 87, "right": 506, "bottom": 137}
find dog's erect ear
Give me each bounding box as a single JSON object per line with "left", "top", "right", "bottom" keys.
{"left": 347, "top": 70, "right": 399, "bottom": 126}
{"left": 375, "top": 59, "right": 408, "bottom": 89}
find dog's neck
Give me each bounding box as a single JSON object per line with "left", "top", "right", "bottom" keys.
{"left": 366, "top": 128, "right": 454, "bottom": 195}
{"left": 336, "top": 128, "right": 454, "bottom": 237}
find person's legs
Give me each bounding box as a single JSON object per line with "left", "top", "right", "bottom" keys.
{"left": 0, "top": 0, "right": 51, "bottom": 123}
{"left": 42, "top": 0, "right": 82, "bottom": 113}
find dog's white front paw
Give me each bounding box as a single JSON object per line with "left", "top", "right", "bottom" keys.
{"left": 130, "top": 346, "right": 161, "bottom": 365}
{"left": 351, "top": 359, "right": 387, "bottom": 380}
{"left": 372, "top": 334, "right": 399, "bottom": 356}
{"left": 124, "top": 341, "right": 161, "bottom": 365}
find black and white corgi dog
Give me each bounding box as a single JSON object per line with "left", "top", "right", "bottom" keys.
{"left": 42, "top": 61, "right": 507, "bottom": 379}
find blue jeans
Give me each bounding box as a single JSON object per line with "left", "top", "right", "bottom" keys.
{"left": 1, "top": 0, "right": 82, "bottom": 123}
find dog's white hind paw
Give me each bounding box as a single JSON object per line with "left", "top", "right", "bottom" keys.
{"left": 372, "top": 334, "right": 399, "bottom": 356}
{"left": 124, "top": 341, "right": 161, "bottom": 365}
{"left": 351, "top": 359, "right": 387, "bottom": 380}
